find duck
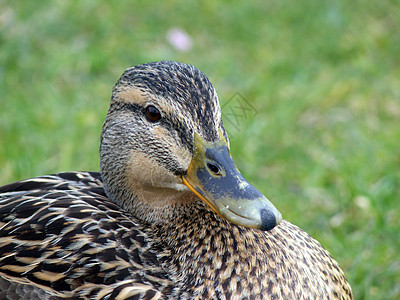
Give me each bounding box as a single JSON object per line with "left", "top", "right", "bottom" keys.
{"left": 0, "top": 61, "right": 353, "bottom": 299}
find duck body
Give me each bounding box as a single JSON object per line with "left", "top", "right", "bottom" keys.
{"left": 0, "top": 61, "right": 352, "bottom": 299}
{"left": 0, "top": 172, "right": 351, "bottom": 299}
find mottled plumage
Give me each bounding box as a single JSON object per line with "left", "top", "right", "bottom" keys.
{"left": 0, "top": 61, "right": 352, "bottom": 299}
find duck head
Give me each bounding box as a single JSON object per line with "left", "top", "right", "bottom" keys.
{"left": 100, "top": 61, "right": 281, "bottom": 231}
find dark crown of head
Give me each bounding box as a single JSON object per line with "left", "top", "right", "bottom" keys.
{"left": 115, "top": 61, "right": 216, "bottom": 109}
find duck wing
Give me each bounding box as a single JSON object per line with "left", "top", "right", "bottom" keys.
{"left": 0, "top": 172, "right": 169, "bottom": 299}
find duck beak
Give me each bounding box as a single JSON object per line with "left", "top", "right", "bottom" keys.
{"left": 182, "top": 130, "right": 282, "bottom": 231}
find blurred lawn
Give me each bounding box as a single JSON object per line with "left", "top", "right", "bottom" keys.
{"left": 1, "top": 1, "right": 399, "bottom": 298}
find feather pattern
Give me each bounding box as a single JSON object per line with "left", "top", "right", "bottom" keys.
{"left": 0, "top": 172, "right": 352, "bottom": 299}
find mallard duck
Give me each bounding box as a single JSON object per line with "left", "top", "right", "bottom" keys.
{"left": 0, "top": 61, "right": 352, "bottom": 299}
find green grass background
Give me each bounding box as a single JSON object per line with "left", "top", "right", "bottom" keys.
{"left": 1, "top": 1, "right": 399, "bottom": 298}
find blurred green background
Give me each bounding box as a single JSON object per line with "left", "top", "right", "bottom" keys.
{"left": 1, "top": 1, "right": 399, "bottom": 298}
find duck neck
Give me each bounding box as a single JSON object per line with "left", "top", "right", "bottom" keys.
{"left": 128, "top": 186, "right": 202, "bottom": 224}
{"left": 107, "top": 183, "right": 201, "bottom": 225}
{"left": 101, "top": 162, "right": 203, "bottom": 225}
{"left": 151, "top": 208, "right": 265, "bottom": 294}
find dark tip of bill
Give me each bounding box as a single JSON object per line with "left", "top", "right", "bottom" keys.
{"left": 260, "top": 209, "right": 277, "bottom": 231}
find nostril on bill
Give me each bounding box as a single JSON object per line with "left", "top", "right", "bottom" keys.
{"left": 207, "top": 162, "right": 221, "bottom": 175}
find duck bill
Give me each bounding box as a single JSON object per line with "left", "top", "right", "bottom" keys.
{"left": 183, "top": 131, "right": 282, "bottom": 231}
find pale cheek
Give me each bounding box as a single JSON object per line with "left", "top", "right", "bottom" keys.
{"left": 174, "top": 146, "right": 192, "bottom": 171}
{"left": 125, "top": 149, "right": 188, "bottom": 191}
{"left": 126, "top": 151, "right": 169, "bottom": 184}
{"left": 150, "top": 126, "right": 192, "bottom": 171}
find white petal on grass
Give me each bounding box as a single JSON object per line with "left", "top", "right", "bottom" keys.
{"left": 167, "top": 28, "right": 193, "bottom": 52}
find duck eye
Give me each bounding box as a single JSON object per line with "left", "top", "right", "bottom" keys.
{"left": 145, "top": 105, "right": 162, "bottom": 122}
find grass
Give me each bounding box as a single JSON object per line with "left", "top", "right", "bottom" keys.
{"left": 1, "top": 0, "right": 399, "bottom": 298}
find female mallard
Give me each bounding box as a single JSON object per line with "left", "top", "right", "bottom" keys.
{"left": 0, "top": 61, "right": 352, "bottom": 299}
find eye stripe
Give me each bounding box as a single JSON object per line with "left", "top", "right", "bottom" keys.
{"left": 112, "top": 102, "right": 194, "bottom": 156}
{"left": 112, "top": 102, "right": 141, "bottom": 112}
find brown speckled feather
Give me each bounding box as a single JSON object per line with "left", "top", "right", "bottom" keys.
{"left": 0, "top": 172, "right": 352, "bottom": 299}
{"left": 0, "top": 172, "right": 168, "bottom": 299}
